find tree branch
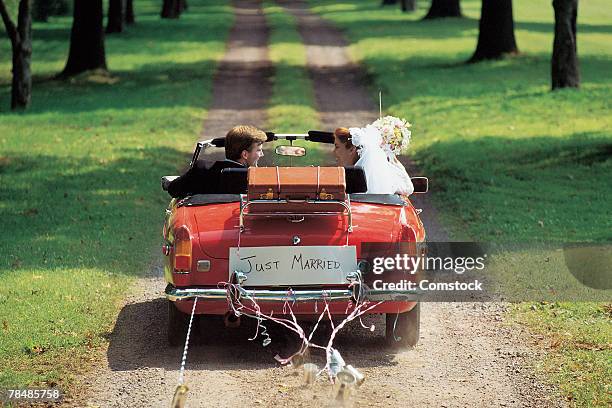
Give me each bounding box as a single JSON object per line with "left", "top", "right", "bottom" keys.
{"left": 0, "top": 0, "right": 18, "bottom": 46}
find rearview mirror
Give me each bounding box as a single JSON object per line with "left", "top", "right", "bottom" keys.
{"left": 275, "top": 145, "right": 306, "bottom": 157}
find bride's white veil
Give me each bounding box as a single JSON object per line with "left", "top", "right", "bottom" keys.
{"left": 349, "top": 125, "right": 413, "bottom": 195}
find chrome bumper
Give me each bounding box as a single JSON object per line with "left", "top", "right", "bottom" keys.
{"left": 165, "top": 284, "right": 419, "bottom": 303}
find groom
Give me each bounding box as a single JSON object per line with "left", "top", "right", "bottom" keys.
{"left": 167, "top": 125, "right": 267, "bottom": 198}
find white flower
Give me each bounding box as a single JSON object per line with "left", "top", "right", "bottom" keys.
{"left": 371, "top": 115, "right": 412, "bottom": 155}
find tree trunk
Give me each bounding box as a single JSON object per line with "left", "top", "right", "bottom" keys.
{"left": 424, "top": 0, "right": 461, "bottom": 19}
{"left": 161, "top": 0, "right": 181, "bottom": 19}
{"left": 125, "top": 0, "right": 135, "bottom": 24}
{"left": 13, "top": 0, "right": 32, "bottom": 110}
{"left": 0, "top": 0, "right": 32, "bottom": 110}
{"left": 106, "top": 0, "right": 124, "bottom": 33}
{"left": 401, "top": 0, "right": 417, "bottom": 12}
{"left": 179, "top": 0, "right": 188, "bottom": 12}
{"left": 552, "top": 0, "right": 579, "bottom": 89}
{"left": 468, "top": 0, "right": 518, "bottom": 62}
{"left": 59, "top": 0, "right": 107, "bottom": 77}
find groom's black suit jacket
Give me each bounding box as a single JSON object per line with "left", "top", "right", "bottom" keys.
{"left": 167, "top": 160, "right": 246, "bottom": 198}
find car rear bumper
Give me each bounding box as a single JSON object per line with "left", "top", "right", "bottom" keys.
{"left": 165, "top": 284, "right": 419, "bottom": 303}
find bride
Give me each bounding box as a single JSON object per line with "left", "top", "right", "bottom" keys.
{"left": 333, "top": 117, "right": 413, "bottom": 195}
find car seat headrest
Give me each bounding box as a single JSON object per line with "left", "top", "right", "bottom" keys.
{"left": 344, "top": 166, "right": 367, "bottom": 194}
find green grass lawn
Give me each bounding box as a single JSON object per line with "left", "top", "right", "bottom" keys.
{"left": 310, "top": 0, "right": 611, "bottom": 406}
{"left": 0, "top": 0, "right": 232, "bottom": 394}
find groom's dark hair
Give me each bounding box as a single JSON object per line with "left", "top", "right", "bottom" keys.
{"left": 225, "top": 125, "right": 267, "bottom": 161}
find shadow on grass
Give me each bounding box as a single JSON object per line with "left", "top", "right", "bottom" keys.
{"left": 363, "top": 53, "right": 612, "bottom": 104}
{"left": 515, "top": 21, "right": 612, "bottom": 34}
{"left": 414, "top": 132, "right": 611, "bottom": 241}
{"left": 3, "top": 58, "right": 331, "bottom": 114}
{"left": 106, "top": 297, "right": 395, "bottom": 371}
{"left": 0, "top": 59, "right": 218, "bottom": 113}
{"left": 24, "top": 2, "right": 234, "bottom": 61}
{"left": 320, "top": 0, "right": 611, "bottom": 36}
{"left": 0, "top": 146, "right": 186, "bottom": 276}
{"left": 309, "top": 15, "right": 478, "bottom": 45}
{"left": 30, "top": 19, "right": 229, "bottom": 52}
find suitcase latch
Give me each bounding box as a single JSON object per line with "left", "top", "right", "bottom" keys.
{"left": 319, "top": 188, "right": 334, "bottom": 200}
{"left": 260, "top": 188, "right": 274, "bottom": 200}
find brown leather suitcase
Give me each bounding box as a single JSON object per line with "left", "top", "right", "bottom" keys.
{"left": 248, "top": 167, "right": 346, "bottom": 200}
{"left": 247, "top": 167, "right": 347, "bottom": 213}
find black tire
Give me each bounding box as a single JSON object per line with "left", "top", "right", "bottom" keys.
{"left": 167, "top": 300, "right": 188, "bottom": 347}
{"left": 385, "top": 302, "right": 420, "bottom": 348}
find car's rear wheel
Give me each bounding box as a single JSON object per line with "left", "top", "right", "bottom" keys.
{"left": 167, "top": 300, "right": 189, "bottom": 347}
{"left": 385, "top": 302, "right": 420, "bottom": 348}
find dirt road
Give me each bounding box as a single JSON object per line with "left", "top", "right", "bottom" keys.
{"left": 81, "top": 1, "right": 564, "bottom": 407}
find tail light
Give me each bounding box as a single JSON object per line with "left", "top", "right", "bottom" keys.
{"left": 400, "top": 225, "right": 419, "bottom": 275}
{"left": 173, "top": 226, "right": 192, "bottom": 272}
{"left": 400, "top": 225, "right": 417, "bottom": 255}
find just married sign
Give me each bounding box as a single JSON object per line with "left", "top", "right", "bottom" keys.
{"left": 229, "top": 246, "right": 357, "bottom": 286}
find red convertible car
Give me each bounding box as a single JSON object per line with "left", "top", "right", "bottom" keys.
{"left": 161, "top": 132, "right": 427, "bottom": 349}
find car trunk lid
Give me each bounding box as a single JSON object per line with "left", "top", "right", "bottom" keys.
{"left": 192, "top": 201, "right": 404, "bottom": 259}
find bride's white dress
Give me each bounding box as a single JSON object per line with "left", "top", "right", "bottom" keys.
{"left": 350, "top": 125, "right": 414, "bottom": 195}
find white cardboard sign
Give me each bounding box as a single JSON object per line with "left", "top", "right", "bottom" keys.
{"left": 229, "top": 246, "right": 357, "bottom": 286}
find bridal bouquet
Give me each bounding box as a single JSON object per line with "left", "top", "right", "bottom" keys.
{"left": 371, "top": 115, "right": 412, "bottom": 156}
